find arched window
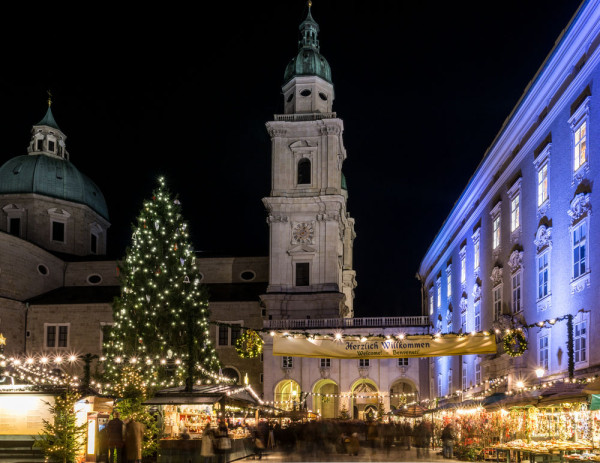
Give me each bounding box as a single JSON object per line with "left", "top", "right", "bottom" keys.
{"left": 298, "top": 158, "right": 311, "bottom": 185}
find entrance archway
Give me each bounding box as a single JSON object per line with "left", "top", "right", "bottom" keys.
{"left": 312, "top": 379, "right": 339, "bottom": 419}
{"left": 389, "top": 378, "right": 417, "bottom": 410}
{"left": 350, "top": 378, "right": 379, "bottom": 420}
{"left": 274, "top": 379, "right": 301, "bottom": 411}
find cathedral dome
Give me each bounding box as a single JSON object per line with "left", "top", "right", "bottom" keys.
{"left": 0, "top": 154, "right": 109, "bottom": 220}
{"left": 283, "top": 5, "right": 332, "bottom": 84}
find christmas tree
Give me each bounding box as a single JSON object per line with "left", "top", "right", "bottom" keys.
{"left": 34, "top": 390, "right": 86, "bottom": 463}
{"left": 102, "top": 177, "right": 221, "bottom": 393}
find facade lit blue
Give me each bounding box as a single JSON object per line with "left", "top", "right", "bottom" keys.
{"left": 418, "top": 0, "right": 600, "bottom": 400}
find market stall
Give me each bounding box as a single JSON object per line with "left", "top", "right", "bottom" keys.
{"left": 143, "top": 384, "right": 262, "bottom": 463}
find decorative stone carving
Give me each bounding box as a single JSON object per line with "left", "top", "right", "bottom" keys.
{"left": 472, "top": 283, "right": 481, "bottom": 302}
{"left": 320, "top": 124, "right": 341, "bottom": 136}
{"left": 267, "top": 214, "right": 288, "bottom": 223}
{"left": 319, "top": 367, "right": 331, "bottom": 379}
{"left": 358, "top": 366, "right": 370, "bottom": 378}
{"left": 571, "top": 273, "right": 591, "bottom": 294}
{"left": 508, "top": 250, "right": 524, "bottom": 273}
{"left": 266, "top": 126, "right": 287, "bottom": 139}
{"left": 537, "top": 296, "right": 551, "bottom": 312}
{"left": 534, "top": 225, "right": 552, "bottom": 252}
{"left": 490, "top": 266, "right": 503, "bottom": 287}
{"left": 568, "top": 193, "right": 591, "bottom": 223}
{"left": 537, "top": 200, "right": 551, "bottom": 219}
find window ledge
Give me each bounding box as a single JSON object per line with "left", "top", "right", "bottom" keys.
{"left": 570, "top": 272, "right": 591, "bottom": 294}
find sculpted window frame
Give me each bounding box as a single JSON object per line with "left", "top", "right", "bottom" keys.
{"left": 568, "top": 193, "right": 591, "bottom": 294}
{"left": 569, "top": 96, "right": 590, "bottom": 185}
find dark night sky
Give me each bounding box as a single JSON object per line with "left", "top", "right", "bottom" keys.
{"left": 0, "top": 1, "right": 584, "bottom": 317}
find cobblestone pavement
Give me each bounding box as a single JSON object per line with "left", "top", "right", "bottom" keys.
{"left": 240, "top": 446, "right": 464, "bottom": 462}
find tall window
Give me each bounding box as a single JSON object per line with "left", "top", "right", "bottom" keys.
{"left": 538, "top": 163, "right": 548, "bottom": 206}
{"left": 493, "top": 286, "right": 502, "bottom": 320}
{"left": 437, "top": 279, "right": 441, "bottom": 309}
{"left": 462, "top": 364, "right": 467, "bottom": 390}
{"left": 575, "top": 321, "right": 587, "bottom": 364}
{"left": 448, "top": 369, "right": 453, "bottom": 395}
{"left": 474, "top": 241, "right": 480, "bottom": 272}
{"left": 474, "top": 303, "right": 481, "bottom": 332}
{"left": 538, "top": 252, "right": 549, "bottom": 299}
{"left": 295, "top": 262, "right": 310, "bottom": 286}
{"left": 475, "top": 361, "right": 481, "bottom": 384}
{"left": 572, "top": 221, "right": 587, "bottom": 279}
{"left": 298, "top": 158, "right": 311, "bottom": 184}
{"left": 574, "top": 121, "right": 587, "bottom": 172}
{"left": 8, "top": 217, "right": 20, "bottom": 236}
{"left": 446, "top": 267, "right": 452, "bottom": 299}
{"left": 429, "top": 291, "right": 434, "bottom": 315}
{"left": 90, "top": 233, "right": 98, "bottom": 254}
{"left": 437, "top": 375, "right": 442, "bottom": 397}
{"left": 218, "top": 325, "right": 228, "bottom": 345}
{"left": 539, "top": 334, "right": 549, "bottom": 370}
{"left": 231, "top": 324, "right": 241, "bottom": 346}
{"left": 52, "top": 221, "right": 65, "bottom": 243}
{"left": 460, "top": 254, "right": 466, "bottom": 285}
{"left": 511, "top": 272, "right": 522, "bottom": 313}
{"left": 511, "top": 194, "right": 520, "bottom": 232}
{"left": 493, "top": 216, "right": 500, "bottom": 249}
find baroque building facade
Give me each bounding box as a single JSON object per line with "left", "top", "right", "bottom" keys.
{"left": 418, "top": 0, "right": 600, "bottom": 401}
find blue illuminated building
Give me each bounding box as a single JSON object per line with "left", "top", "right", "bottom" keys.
{"left": 418, "top": 0, "right": 600, "bottom": 400}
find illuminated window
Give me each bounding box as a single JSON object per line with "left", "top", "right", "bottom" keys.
{"left": 462, "top": 363, "right": 467, "bottom": 390}
{"left": 475, "top": 360, "right": 481, "bottom": 384}
{"left": 574, "top": 120, "right": 587, "bottom": 172}
{"left": 446, "top": 266, "right": 452, "bottom": 299}
{"left": 511, "top": 271, "right": 522, "bottom": 313}
{"left": 460, "top": 254, "right": 466, "bottom": 285}
{"left": 537, "top": 252, "right": 550, "bottom": 300}
{"left": 492, "top": 216, "right": 500, "bottom": 249}
{"left": 474, "top": 240, "right": 480, "bottom": 272}
{"left": 448, "top": 369, "right": 452, "bottom": 395}
{"left": 572, "top": 221, "right": 587, "bottom": 279}
{"left": 429, "top": 290, "right": 434, "bottom": 315}
{"left": 539, "top": 334, "right": 549, "bottom": 370}
{"left": 575, "top": 321, "right": 587, "bottom": 364}
{"left": 538, "top": 163, "right": 548, "bottom": 206}
{"left": 493, "top": 285, "right": 502, "bottom": 321}
{"left": 510, "top": 194, "right": 520, "bottom": 232}
{"left": 436, "top": 278, "right": 441, "bottom": 309}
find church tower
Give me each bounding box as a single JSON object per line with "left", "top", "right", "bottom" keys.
{"left": 261, "top": 4, "right": 357, "bottom": 319}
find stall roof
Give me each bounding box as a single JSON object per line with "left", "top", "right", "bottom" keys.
{"left": 537, "top": 381, "right": 589, "bottom": 406}
{"left": 142, "top": 384, "right": 259, "bottom": 406}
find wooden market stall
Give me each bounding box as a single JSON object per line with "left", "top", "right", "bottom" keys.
{"left": 143, "top": 384, "right": 262, "bottom": 463}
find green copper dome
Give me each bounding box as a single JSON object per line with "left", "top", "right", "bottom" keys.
{"left": 0, "top": 154, "right": 109, "bottom": 220}
{"left": 284, "top": 6, "right": 332, "bottom": 84}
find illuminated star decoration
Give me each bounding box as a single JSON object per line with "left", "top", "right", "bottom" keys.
{"left": 0, "top": 333, "right": 6, "bottom": 346}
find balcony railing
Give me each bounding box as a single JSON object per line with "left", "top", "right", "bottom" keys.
{"left": 274, "top": 112, "right": 337, "bottom": 122}
{"left": 263, "top": 316, "right": 430, "bottom": 330}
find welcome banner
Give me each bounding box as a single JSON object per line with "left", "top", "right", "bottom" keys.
{"left": 273, "top": 334, "right": 496, "bottom": 359}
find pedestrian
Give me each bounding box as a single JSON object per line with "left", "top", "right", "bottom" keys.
{"left": 441, "top": 423, "right": 455, "bottom": 458}
{"left": 106, "top": 411, "right": 125, "bottom": 463}
{"left": 252, "top": 427, "right": 266, "bottom": 460}
{"left": 348, "top": 432, "right": 360, "bottom": 456}
{"left": 214, "top": 419, "right": 231, "bottom": 463}
{"left": 201, "top": 423, "right": 215, "bottom": 463}
{"left": 124, "top": 417, "right": 145, "bottom": 463}
{"left": 415, "top": 421, "right": 429, "bottom": 459}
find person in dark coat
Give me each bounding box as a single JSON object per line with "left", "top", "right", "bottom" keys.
{"left": 441, "top": 424, "right": 455, "bottom": 458}
{"left": 106, "top": 411, "right": 125, "bottom": 463}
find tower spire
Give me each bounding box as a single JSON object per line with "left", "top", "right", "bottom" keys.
{"left": 299, "top": 0, "right": 320, "bottom": 51}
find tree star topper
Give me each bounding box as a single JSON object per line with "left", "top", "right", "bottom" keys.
{"left": 0, "top": 333, "right": 6, "bottom": 346}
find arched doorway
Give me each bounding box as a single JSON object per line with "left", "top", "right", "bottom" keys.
{"left": 274, "top": 379, "right": 301, "bottom": 411}
{"left": 221, "top": 367, "right": 240, "bottom": 385}
{"left": 350, "top": 379, "right": 379, "bottom": 420}
{"left": 312, "top": 379, "right": 339, "bottom": 419}
{"left": 389, "top": 378, "right": 417, "bottom": 410}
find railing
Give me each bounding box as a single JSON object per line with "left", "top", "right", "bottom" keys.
{"left": 274, "top": 112, "right": 337, "bottom": 122}
{"left": 263, "top": 316, "right": 430, "bottom": 330}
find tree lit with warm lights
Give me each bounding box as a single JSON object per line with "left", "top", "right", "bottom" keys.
{"left": 102, "top": 177, "right": 221, "bottom": 394}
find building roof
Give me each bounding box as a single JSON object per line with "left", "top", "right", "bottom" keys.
{"left": 284, "top": 6, "right": 332, "bottom": 84}
{"left": 35, "top": 106, "right": 61, "bottom": 130}
{"left": 26, "top": 286, "right": 120, "bottom": 305}
{"left": 204, "top": 282, "right": 267, "bottom": 302}
{"left": 0, "top": 154, "right": 109, "bottom": 220}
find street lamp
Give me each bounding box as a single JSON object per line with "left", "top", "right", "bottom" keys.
{"left": 535, "top": 368, "right": 544, "bottom": 386}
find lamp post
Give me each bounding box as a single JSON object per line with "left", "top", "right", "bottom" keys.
{"left": 535, "top": 368, "right": 544, "bottom": 387}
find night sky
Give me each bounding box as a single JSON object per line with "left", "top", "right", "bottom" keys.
{"left": 0, "top": 1, "right": 584, "bottom": 317}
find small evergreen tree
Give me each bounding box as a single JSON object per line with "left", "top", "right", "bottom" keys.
{"left": 102, "top": 177, "right": 221, "bottom": 392}
{"left": 34, "top": 390, "right": 86, "bottom": 463}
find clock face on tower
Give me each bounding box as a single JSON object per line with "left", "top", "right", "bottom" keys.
{"left": 292, "top": 222, "right": 314, "bottom": 244}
